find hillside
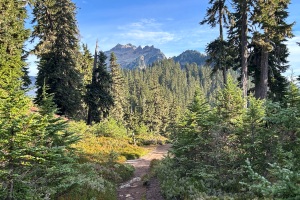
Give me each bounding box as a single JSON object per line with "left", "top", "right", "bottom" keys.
{"left": 173, "top": 50, "right": 207, "bottom": 67}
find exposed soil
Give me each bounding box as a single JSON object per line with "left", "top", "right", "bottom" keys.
{"left": 117, "top": 144, "right": 171, "bottom": 200}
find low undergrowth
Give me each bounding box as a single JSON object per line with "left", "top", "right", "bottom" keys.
{"left": 56, "top": 120, "right": 150, "bottom": 200}
{"left": 74, "top": 134, "right": 147, "bottom": 163}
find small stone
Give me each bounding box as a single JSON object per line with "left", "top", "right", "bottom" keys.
{"left": 125, "top": 194, "right": 131, "bottom": 197}
{"left": 120, "top": 183, "right": 131, "bottom": 189}
{"left": 130, "top": 177, "right": 141, "bottom": 183}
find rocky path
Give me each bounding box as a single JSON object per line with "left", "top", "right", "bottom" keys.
{"left": 117, "top": 144, "right": 171, "bottom": 200}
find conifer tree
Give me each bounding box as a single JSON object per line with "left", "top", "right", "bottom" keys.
{"left": 169, "top": 88, "right": 219, "bottom": 195}
{"left": 267, "top": 41, "right": 289, "bottom": 101}
{"left": 109, "top": 52, "right": 126, "bottom": 122}
{"left": 78, "top": 43, "right": 94, "bottom": 87}
{"left": 200, "top": 0, "right": 230, "bottom": 85}
{"left": 32, "top": 0, "right": 82, "bottom": 117}
{"left": 32, "top": 87, "right": 80, "bottom": 198}
{"left": 228, "top": 0, "right": 252, "bottom": 99}
{"left": 0, "top": 79, "right": 34, "bottom": 199}
{"left": 236, "top": 95, "right": 266, "bottom": 168}
{"left": 86, "top": 48, "right": 113, "bottom": 125}
{"left": 0, "top": 78, "right": 80, "bottom": 199}
{"left": 74, "top": 44, "right": 94, "bottom": 119}
{"left": 0, "top": 0, "right": 30, "bottom": 87}
{"left": 252, "top": 0, "right": 293, "bottom": 99}
{"left": 248, "top": 41, "right": 290, "bottom": 101}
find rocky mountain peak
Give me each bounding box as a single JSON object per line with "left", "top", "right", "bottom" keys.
{"left": 112, "top": 43, "right": 137, "bottom": 50}
{"left": 105, "top": 44, "right": 166, "bottom": 69}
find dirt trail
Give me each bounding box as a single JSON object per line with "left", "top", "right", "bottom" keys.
{"left": 117, "top": 144, "right": 171, "bottom": 200}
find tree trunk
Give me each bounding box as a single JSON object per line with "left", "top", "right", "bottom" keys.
{"left": 7, "top": 128, "right": 14, "bottom": 200}
{"left": 241, "top": 1, "right": 248, "bottom": 101}
{"left": 7, "top": 178, "right": 14, "bottom": 200}
{"left": 87, "top": 107, "right": 92, "bottom": 125}
{"left": 219, "top": 0, "right": 227, "bottom": 85}
{"left": 255, "top": 50, "right": 268, "bottom": 99}
{"left": 222, "top": 67, "right": 227, "bottom": 85}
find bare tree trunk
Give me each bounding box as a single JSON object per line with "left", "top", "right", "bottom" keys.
{"left": 241, "top": 1, "right": 248, "bottom": 102}
{"left": 7, "top": 128, "right": 14, "bottom": 200}
{"left": 87, "top": 107, "right": 92, "bottom": 125}
{"left": 219, "top": 0, "right": 227, "bottom": 85}
{"left": 255, "top": 50, "right": 268, "bottom": 99}
{"left": 7, "top": 178, "right": 14, "bottom": 200}
{"left": 222, "top": 67, "right": 227, "bottom": 85}
{"left": 92, "top": 40, "right": 98, "bottom": 83}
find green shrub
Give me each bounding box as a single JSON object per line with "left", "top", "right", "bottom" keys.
{"left": 112, "top": 163, "right": 135, "bottom": 182}
{"left": 136, "top": 132, "right": 168, "bottom": 145}
{"left": 67, "top": 120, "right": 91, "bottom": 136}
{"left": 155, "top": 156, "right": 205, "bottom": 199}
{"left": 242, "top": 159, "right": 300, "bottom": 199}
{"left": 54, "top": 163, "right": 116, "bottom": 200}
{"left": 93, "top": 117, "right": 128, "bottom": 138}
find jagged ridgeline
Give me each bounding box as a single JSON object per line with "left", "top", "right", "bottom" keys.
{"left": 104, "top": 43, "right": 166, "bottom": 69}
{"left": 104, "top": 44, "right": 208, "bottom": 70}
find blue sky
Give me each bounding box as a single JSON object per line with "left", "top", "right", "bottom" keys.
{"left": 28, "top": 0, "right": 300, "bottom": 76}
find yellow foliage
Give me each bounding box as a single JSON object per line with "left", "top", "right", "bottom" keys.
{"left": 72, "top": 133, "right": 147, "bottom": 163}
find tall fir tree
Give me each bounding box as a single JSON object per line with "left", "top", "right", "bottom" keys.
{"left": 228, "top": 0, "right": 252, "bottom": 99}
{"left": 85, "top": 45, "right": 113, "bottom": 125}
{"left": 32, "top": 0, "right": 82, "bottom": 117}
{"left": 109, "top": 52, "right": 126, "bottom": 122}
{"left": 200, "top": 0, "right": 230, "bottom": 85}
{"left": 78, "top": 43, "right": 94, "bottom": 87}
{"left": 76, "top": 44, "right": 94, "bottom": 119}
{"left": 252, "top": 0, "right": 293, "bottom": 99}
{"left": 0, "top": 0, "right": 30, "bottom": 88}
{"left": 248, "top": 40, "right": 290, "bottom": 101}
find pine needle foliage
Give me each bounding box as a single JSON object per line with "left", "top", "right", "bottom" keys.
{"left": 86, "top": 51, "right": 113, "bottom": 125}
{"left": 0, "top": 0, "right": 30, "bottom": 88}
{"left": 32, "top": 0, "right": 82, "bottom": 118}
{"left": 0, "top": 78, "right": 80, "bottom": 199}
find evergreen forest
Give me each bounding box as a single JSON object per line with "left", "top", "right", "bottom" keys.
{"left": 1, "top": 0, "right": 300, "bottom": 199}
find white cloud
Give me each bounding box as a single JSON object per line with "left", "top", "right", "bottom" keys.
{"left": 117, "top": 18, "right": 175, "bottom": 45}
{"left": 118, "top": 18, "right": 162, "bottom": 31}
{"left": 120, "top": 30, "right": 174, "bottom": 44}
{"left": 166, "top": 18, "right": 174, "bottom": 21}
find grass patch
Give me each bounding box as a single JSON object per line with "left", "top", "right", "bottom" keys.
{"left": 57, "top": 185, "right": 116, "bottom": 200}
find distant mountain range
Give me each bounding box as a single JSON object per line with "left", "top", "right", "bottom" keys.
{"left": 104, "top": 43, "right": 166, "bottom": 69}
{"left": 105, "top": 43, "right": 208, "bottom": 69}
